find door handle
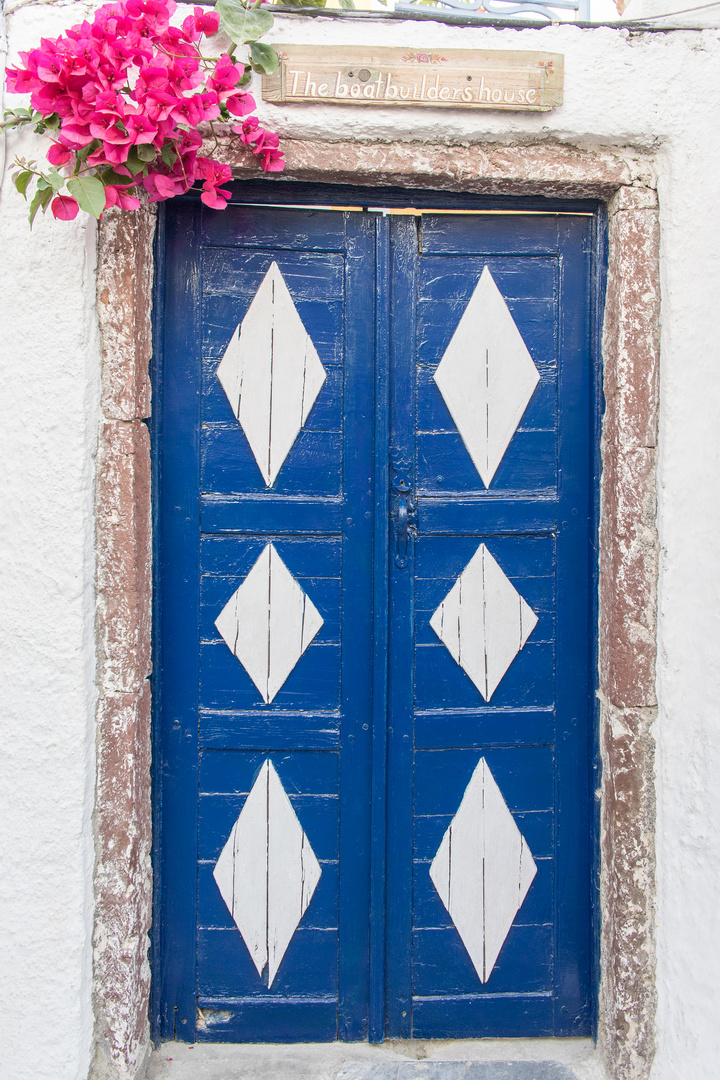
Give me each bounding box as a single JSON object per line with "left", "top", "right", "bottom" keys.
{"left": 395, "top": 491, "right": 417, "bottom": 569}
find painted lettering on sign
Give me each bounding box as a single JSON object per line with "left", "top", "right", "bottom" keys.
{"left": 263, "top": 46, "right": 563, "bottom": 112}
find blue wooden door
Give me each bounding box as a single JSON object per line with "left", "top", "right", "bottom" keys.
{"left": 154, "top": 185, "right": 598, "bottom": 1044}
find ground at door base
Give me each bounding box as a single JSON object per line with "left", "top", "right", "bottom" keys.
{"left": 145, "top": 1038, "right": 607, "bottom": 1080}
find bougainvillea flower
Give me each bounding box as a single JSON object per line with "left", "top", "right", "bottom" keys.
{"left": 182, "top": 7, "right": 220, "bottom": 39}
{"left": 200, "top": 185, "right": 231, "bottom": 209}
{"left": 259, "top": 148, "right": 285, "bottom": 172}
{"left": 144, "top": 171, "right": 186, "bottom": 200}
{"left": 195, "top": 157, "right": 232, "bottom": 208}
{"left": 170, "top": 90, "right": 220, "bottom": 127}
{"left": 231, "top": 115, "right": 260, "bottom": 146}
{"left": 60, "top": 120, "right": 94, "bottom": 145}
{"left": 6, "top": 0, "right": 283, "bottom": 223}
{"left": 126, "top": 113, "right": 158, "bottom": 144}
{"left": 251, "top": 127, "right": 280, "bottom": 154}
{"left": 46, "top": 142, "right": 74, "bottom": 166}
{"left": 124, "top": 0, "right": 174, "bottom": 33}
{"left": 33, "top": 82, "right": 72, "bottom": 115}
{"left": 225, "top": 92, "right": 256, "bottom": 117}
{"left": 51, "top": 194, "right": 80, "bottom": 219}
{"left": 208, "top": 54, "right": 243, "bottom": 93}
{"left": 6, "top": 61, "right": 39, "bottom": 94}
{"left": 196, "top": 157, "right": 232, "bottom": 184}
{"left": 89, "top": 114, "right": 132, "bottom": 145}
{"left": 104, "top": 184, "right": 142, "bottom": 210}
{"left": 134, "top": 65, "right": 172, "bottom": 91}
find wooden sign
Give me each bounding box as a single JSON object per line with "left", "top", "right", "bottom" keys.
{"left": 263, "top": 45, "right": 563, "bottom": 112}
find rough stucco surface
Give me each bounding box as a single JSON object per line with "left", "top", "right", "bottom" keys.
{"left": 3, "top": 5, "right": 720, "bottom": 1080}
{"left": 214, "top": 134, "right": 633, "bottom": 197}
{"left": 598, "top": 187, "right": 660, "bottom": 1080}
{"left": 0, "top": 136, "right": 99, "bottom": 1080}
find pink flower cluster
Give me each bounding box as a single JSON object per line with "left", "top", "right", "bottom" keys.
{"left": 6, "top": 0, "right": 283, "bottom": 219}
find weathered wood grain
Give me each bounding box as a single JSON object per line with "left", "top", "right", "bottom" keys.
{"left": 430, "top": 757, "right": 537, "bottom": 982}
{"left": 263, "top": 46, "right": 563, "bottom": 112}
{"left": 430, "top": 544, "right": 538, "bottom": 702}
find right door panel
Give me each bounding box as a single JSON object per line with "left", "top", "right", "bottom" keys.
{"left": 386, "top": 212, "right": 595, "bottom": 1040}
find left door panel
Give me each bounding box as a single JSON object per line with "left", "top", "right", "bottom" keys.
{"left": 155, "top": 200, "right": 377, "bottom": 1042}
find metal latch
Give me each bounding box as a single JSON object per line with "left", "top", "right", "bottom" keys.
{"left": 393, "top": 476, "right": 418, "bottom": 569}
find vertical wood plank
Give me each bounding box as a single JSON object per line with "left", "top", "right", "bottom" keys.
{"left": 154, "top": 200, "right": 203, "bottom": 1039}
{"left": 214, "top": 759, "right": 270, "bottom": 977}
{"left": 384, "top": 214, "right": 419, "bottom": 1039}
{"left": 368, "top": 212, "right": 390, "bottom": 1043}
{"left": 428, "top": 758, "right": 537, "bottom": 983}
{"left": 234, "top": 270, "right": 274, "bottom": 483}
{"left": 266, "top": 760, "right": 322, "bottom": 986}
{"left": 337, "top": 210, "right": 376, "bottom": 1041}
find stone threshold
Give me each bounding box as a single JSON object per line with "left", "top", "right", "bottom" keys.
{"left": 146, "top": 1038, "right": 606, "bottom": 1080}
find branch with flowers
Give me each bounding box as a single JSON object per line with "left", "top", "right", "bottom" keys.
{"left": 2, "top": 0, "right": 290, "bottom": 224}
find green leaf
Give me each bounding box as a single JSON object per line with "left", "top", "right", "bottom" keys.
{"left": 0, "top": 108, "right": 34, "bottom": 130}
{"left": 75, "top": 140, "right": 100, "bottom": 168}
{"left": 239, "top": 65, "right": 253, "bottom": 88}
{"left": 160, "top": 142, "right": 177, "bottom": 167}
{"left": 43, "top": 113, "right": 61, "bottom": 130}
{"left": 4, "top": 107, "right": 32, "bottom": 121}
{"left": 339, "top": 0, "right": 356, "bottom": 8}
{"left": 281, "top": 0, "right": 327, "bottom": 6}
{"left": 28, "top": 185, "right": 53, "bottom": 227}
{"left": 216, "top": 0, "right": 273, "bottom": 44}
{"left": 124, "top": 148, "right": 148, "bottom": 175}
{"left": 67, "top": 175, "right": 107, "bottom": 219}
{"left": 136, "top": 143, "right": 157, "bottom": 162}
{"left": 249, "top": 42, "right": 278, "bottom": 75}
{"left": 36, "top": 172, "right": 63, "bottom": 192}
{"left": 13, "top": 170, "right": 33, "bottom": 197}
{"left": 99, "top": 168, "right": 137, "bottom": 187}
{"left": 46, "top": 170, "right": 65, "bottom": 191}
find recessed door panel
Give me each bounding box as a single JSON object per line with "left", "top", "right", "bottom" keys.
{"left": 155, "top": 189, "right": 597, "bottom": 1044}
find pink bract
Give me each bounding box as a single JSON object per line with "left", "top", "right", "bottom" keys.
{"left": 51, "top": 194, "right": 80, "bottom": 219}
{"left": 104, "top": 184, "right": 142, "bottom": 210}
{"left": 6, "top": 0, "right": 284, "bottom": 220}
{"left": 46, "top": 142, "right": 73, "bottom": 166}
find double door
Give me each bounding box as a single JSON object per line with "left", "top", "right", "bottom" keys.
{"left": 155, "top": 185, "right": 597, "bottom": 1043}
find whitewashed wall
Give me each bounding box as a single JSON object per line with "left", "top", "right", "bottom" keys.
{"left": 2, "top": 4, "right": 720, "bottom": 1080}
{"left": 0, "top": 10, "right": 100, "bottom": 1080}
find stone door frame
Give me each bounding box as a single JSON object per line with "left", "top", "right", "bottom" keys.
{"left": 92, "top": 138, "right": 659, "bottom": 1080}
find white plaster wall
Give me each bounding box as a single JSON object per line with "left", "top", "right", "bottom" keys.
{"left": 2, "top": 4, "right": 720, "bottom": 1079}
{"left": 621, "top": 0, "right": 720, "bottom": 26}
{"left": 0, "top": 189, "right": 99, "bottom": 1077}
{"left": 0, "top": 5, "right": 101, "bottom": 1080}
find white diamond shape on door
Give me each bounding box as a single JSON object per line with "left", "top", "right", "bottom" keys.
{"left": 433, "top": 265, "right": 540, "bottom": 488}
{"left": 430, "top": 757, "right": 537, "bottom": 983}
{"left": 429, "top": 543, "right": 538, "bottom": 702}
{"left": 214, "top": 543, "right": 324, "bottom": 704}
{"left": 213, "top": 759, "right": 322, "bottom": 987}
{"left": 216, "top": 261, "right": 327, "bottom": 487}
